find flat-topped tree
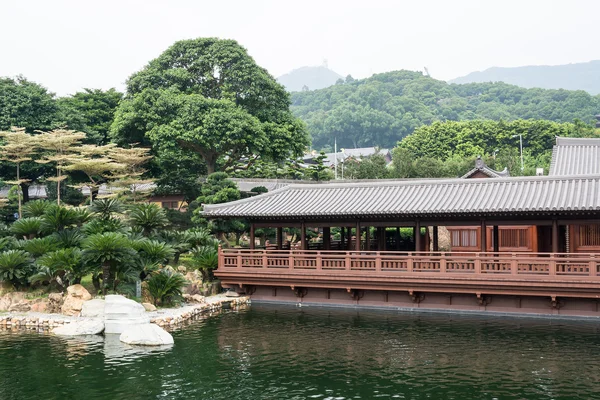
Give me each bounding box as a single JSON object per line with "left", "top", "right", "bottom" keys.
{"left": 35, "top": 128, "right": 86, "bottom": 205}
{"left": 110, "top": 38, "right": 309, "bottom": 175}
{"left": 0, "top": 127, "right": 38, "bottom": 217}
{"left": 65, "top": 144, "right": 125, "bottom": 203}
{"left": 106, "top": 146, "right": 153, "bottom": 203}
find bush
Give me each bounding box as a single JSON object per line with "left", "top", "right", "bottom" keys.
{"left": 146, "top": 269, "right": 187, "bottom": 306}
{"left": 0, "top": 250, "right": 33, "bottom": 289}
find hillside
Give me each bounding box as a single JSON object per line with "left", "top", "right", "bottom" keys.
{"left": 290, "top": 70, "right": 600, "bottom": 150}
{"left": 450, "top": 60, "right": 600, "bottom": 95}
{"left": 277, "top": 66, "right": 343, "bottom": 92}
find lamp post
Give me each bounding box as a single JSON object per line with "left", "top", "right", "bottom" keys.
{"left": 511, "top": 134, "right": 524, "bottom": 171}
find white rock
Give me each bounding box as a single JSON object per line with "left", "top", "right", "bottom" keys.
{"left": 104, "top": 295, "right": 150, "bottom": 334}
{"left": 225, "top": 290, "right": 240, "bottom": 298}
{"left": 119, "top": 323, "right": 174, "bottom": 346}
{"left": 52, "top": 319, "right": 104, "bottom": 336}
{"left": 142, "top": 303, "right": 157, "bottom": 312}
{"left": 81, "top": 299, "right": 106, "bottom": 318}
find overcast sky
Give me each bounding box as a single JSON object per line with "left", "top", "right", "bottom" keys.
{"left": 2, "top": 0, "right": 599, "bottom": 96}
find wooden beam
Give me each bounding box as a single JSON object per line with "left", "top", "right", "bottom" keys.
{"left": 378, "top": 227, "right": 386, "bottom": 251}
{"left": 365, "top": 226, "right": 371, "bottom": 251}
{"left": 552, "top": 219, "right": 559, "bottom": 253}
{"left": 340, "top": 227, "right": 345, "bottom": 248}
{"left": 301, "top": 221, "right": 307, "bottom": 250}
{"left": 493, "top": 225, "right": 499, "bottom": 252}
{"left": 323, "top": 227, "right": 331, "bottom": 250}
{"left": 355, "top": 220, "right": 361, "bottom": 251}
{"left": 277, "top": 227, "right": 283, "bottom": 250}
{"left": 415, "top": 221, "right": 421, "bottom": 252}
{"left": 249, "top": 224, "right": 255, "bottom": 249}
{"left": 480, "top": 220, "right": 487, "bottom": 252}
{"left": 433, "top": 226, "right": 439, "bottom": 252}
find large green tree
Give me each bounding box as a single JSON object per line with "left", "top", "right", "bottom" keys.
{"left": 57, "top": 88, "right": 123, "bottom": 145}
{"left": 0, "top": 76, "right": 58, "bottom": 132}
{"left": 111, "top": 38, "right": 309, "bottom": 175}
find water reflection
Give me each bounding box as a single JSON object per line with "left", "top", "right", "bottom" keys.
{"left": 0, "top": 306, "right": 599, "bottom": 400}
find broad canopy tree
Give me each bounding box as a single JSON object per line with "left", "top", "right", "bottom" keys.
{"left": 111, "top": 38, "right": 309, "bottom": 175}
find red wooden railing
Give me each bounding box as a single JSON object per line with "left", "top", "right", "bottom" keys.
{"left": 218, "top": 249, "right": 600, "bottom": 279}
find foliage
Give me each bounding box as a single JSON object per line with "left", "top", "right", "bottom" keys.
{"left": 17, "top": 237, "right": 59, "bottom": 258}
{"left": 0, "top": 250, "right": 33, "bottom": 288}
{"left": 191, "top": 245, "right": 218, "bottom": 282}
{"left": 22, "top": 200, "right": 52, "bottom": 217}
{"left": 111, "top": 38, "right": 310, "bottom": 175}
{"left": 342, "top": 153, "right": 390, "bottom": 180}
{"left": 0, "top": 76, "right": 57, "bottom": 132}
{"left": 146, "top": 269, "right": 187, "bottom": 306}
{"left": 291, "top": 70, "right": 600, "bottom": 149}
{"left": 31, "top": 248, "right": 89, "bottom": 288}
{"left": 127, "top": 203, "right": 169, "bottom": 236}
{"left": 90, "top": 198, "right": 124, "bottom": 220}
{"left": 134, "top": 239, "right": 175, "bottom": 279}
{"left": 308, "top": 151, "right": 332, "bottom": 181}
{"left": 10, "top": 217, "right": 43, "bottom": 239}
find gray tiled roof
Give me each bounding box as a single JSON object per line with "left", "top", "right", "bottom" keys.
{"left": 203, "top": 175, "right": 600, "bottom": 219}
{"left": 461, "top": 157, "right": 510, "bottom": 179}
{"left": 549, "top": 137, "right": 600, "bottom": 176}
{"left": 304, "top": 147, "right": 391, "bottom": 166}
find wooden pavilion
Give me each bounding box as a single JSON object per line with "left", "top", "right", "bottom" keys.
{"left": 205, "top": 138, "right": 600, "bottom": 316}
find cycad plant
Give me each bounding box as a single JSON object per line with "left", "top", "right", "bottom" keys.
{"left": 22, "top": 200, "right": 52, "bottom": 218}
{"left": 51, "top": 228, "right": 85, "bottom": 248}
{"left": 10, "top": 217, "right": 43, "bottom": 239}
{"left": 192, "top": 245, "right": 219, "bottom": 282}
{"left": 128, "top": 203, "right": 169, "bottom": 236}
{"left": 82, "top": 232, "right": 137, "bottom": 294}
{"left": 0, "top": 250, "right": 33, "bottom": 289}
{"left": 146, "top": 269, "right": 187, "bottom": 306}
{"left": 16, "top": 236, "right": 59, "bottom": 258}
{"left": 89, "top": 198, "right": 124, "bottom": 220}
{"left": 30, "top": 248, "right": 89, "bottom": 288}
{"left": 134, "top": 239, "right": 175, "bottom": 280}
{"left": 41, "top": 204, "right": 80, "bottom": 233}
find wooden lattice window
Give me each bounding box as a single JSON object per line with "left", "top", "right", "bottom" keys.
{"left": 578, "top": 225, "right": 600, "bottom": 247}
{"left": 499, "top": 228, "right": 529, "bottom": 248}
{"left": 451, "top": 229, "right": 478, "bottom": 248}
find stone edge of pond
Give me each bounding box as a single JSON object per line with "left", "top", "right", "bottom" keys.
{"left": 0, "top": 296, "right": 250, "bottom": 331}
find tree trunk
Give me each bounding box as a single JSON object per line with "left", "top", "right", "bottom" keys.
{"left": 102, "top": 262, "right": 112, "bottom": 295}
{"left": 92, "top": 274, "right": 101, "bottom": 293}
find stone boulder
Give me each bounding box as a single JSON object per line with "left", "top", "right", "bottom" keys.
{"left": 225, "top": 290, "right": 240, "bottom": 298}
{"left": 183, "top": 270, "right": 202, "bottom": 295}
{"left": 119, "top": 323, "right": 174, "bottom": 346}
{"left": 8, "top": 300, "right": 31, "bottom": 312}
{"left": 30, "top": 298, "right": 49, "bottom": 313}
{"left": 104, "top": 295, "right": 150, "bottom": 334}
{"left": 52, "top": 319, "right": 104, "bottom": 336}
{"left": 81, "top": 299, "right": 106, "bottom": 318}
{"left": 0, "top": 295, "right": 12, "bottom": 311}
{"left": 61, "top": 285, "right": 92, "bottom": 316}
{"left": 142, "top": 303, "right": 157, "bottom": 312}
{"left": 48, "top": 293, "right": 64, "bottom": 314}
{"left": 183, "top": 294, "right": 205, "bottom": 304}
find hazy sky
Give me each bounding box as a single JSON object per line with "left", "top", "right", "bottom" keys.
{"left": 2, "top": 0, "right": 599, "bottom": 96}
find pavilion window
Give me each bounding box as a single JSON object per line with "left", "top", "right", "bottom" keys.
{"left": 578, "top": 224, "right": 600, "bottom": 247}
{"left": 499, "top": 228, "right": 529, "bottom": 248}
{"left": 451, "top": 229, "right": 478, "bottom": 248}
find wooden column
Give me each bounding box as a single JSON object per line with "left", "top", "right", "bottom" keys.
{"left": 552, "top": 219, "right": 559, "bottom": 253}
{"left": 396, "top": 227, "right": 401, "bottom": 250}
{"left": 355, "top": 220, "right": 361, "bottom": 251}
{"left": 301, "top": 221, "right": 307, "bottom": 250}
{"left": 493, "top": 225, "right": 499, "bottom": 253}
{"left": 323, "top": 227, "right": 331, "bottom": 250}
{"left": 347, "top": 227, "right": 352, "bottom": 250}
{"left": 415, "top": 221, "right": 421, "bottom": 252}
{"left": 432, "top": 226, "right": 439, "bottom": 252}
{"left": 340, "top": 227, "right": 345, "bottom": 248}
{"left": 249, "top": 223, "right": 255, "bottom": 249}
{"left": 365, "top": 226, "right": 371, "bottom": 251}
{"left": 277, "top": 227, "right": 283, "bottom": 250}
{"left": 378, "top": 227, "right": 386, "bottom": 251}
{"left": 480, "top": 220, "right": 487, "bottom": 252}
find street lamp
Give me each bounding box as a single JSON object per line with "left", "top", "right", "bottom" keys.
{"left": 511, "top": 134, "right": 524, "bottom": 171}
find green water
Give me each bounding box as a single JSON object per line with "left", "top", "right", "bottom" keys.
{"left": 1, "top": 305, "right": 599, "bottom": 400}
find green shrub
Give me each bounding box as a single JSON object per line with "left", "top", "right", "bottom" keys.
{"left": 11, "top": 217, "right": 43, "bottom": 239}
{"left": 0, "top": 250, "right": 33, "bottom": 288}
{"left": 146, "top": 269, "right": 187, "bottom": 306}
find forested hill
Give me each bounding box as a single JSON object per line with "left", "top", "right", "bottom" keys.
{"left": 277, "top": 66, "right": 343, "bottom": 92}
{"left": 290, "top": 70, "right": 600, "bottom": 150}
{"left": 451, "top": 60, "right": 600, "bottom": 95}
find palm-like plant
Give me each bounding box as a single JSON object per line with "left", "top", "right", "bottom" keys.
{"left": 16, "top": 236, "right": 59, "bottom": 258}
{"left": 52, "top": 228, "right": 85, "bottom": 248}
{"left": 89, "top": 198, "right": 123, "bottom": 220}
{"left": 22, "top": 200, "right": 52, "bottom": 217}
{"left": 134, "top": 239, "right": 175, "bottom": 279}
{"left": 0, "top": 250, "right": 33, "bottom": 288}
{"left": 146, "top": 269, "right": 187, "bottom": 306}
{"left": 128, "top": 203, "right": 169, "bottom": 236}
{"left": 82, "top": 232, "right": 137, "bottom": 294}
{"left": 31, "top": 248, "right": 90, "bottom": 288}
{"left": 192, "top": 245, "right": 219, "bottom": 282}
{"left": 71, "top": 207, "right": 93, "bottom": 226}
{"left": 0, "top": 237, "right": 16, "bottom": 252}
{"left": 41, "top": 204, "right": 80, "bottom": 233}
{"left": 11, "top": 217, "right": 43, "bottom": 239}
{"left": 82, "top": 217, "right": 126, "bottom": 235}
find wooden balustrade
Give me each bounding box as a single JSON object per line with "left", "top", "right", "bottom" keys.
{"left": 218, "top": 249, "right": 600, "bottom": 280}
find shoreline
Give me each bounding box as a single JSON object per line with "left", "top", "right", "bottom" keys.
{"left": 0, "top": 295, "right": 250, "bottom": 332}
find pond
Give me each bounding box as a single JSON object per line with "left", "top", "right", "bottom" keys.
{"left": 1, "top": 305, "right": 599, "bottom": 400}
